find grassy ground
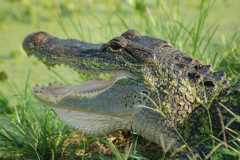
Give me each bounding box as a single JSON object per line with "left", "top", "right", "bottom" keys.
{"left": 0, "top": 0, "right": 239, "bottom": 159}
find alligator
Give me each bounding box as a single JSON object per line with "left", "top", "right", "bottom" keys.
{"left": 23, "top": 30, "right": 239, "bottom": 157}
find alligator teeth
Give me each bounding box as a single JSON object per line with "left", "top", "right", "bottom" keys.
{"left": 32, "top": 70, "right": 135, "bottom": 104}
{"left": 33, "top": 83, "right": 74, "bottom": 104}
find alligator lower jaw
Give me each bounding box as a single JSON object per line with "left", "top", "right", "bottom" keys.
{"left": 32, "top": 70, "right": 136, "bottom": 105}
{"left": 33, "top": 80, "right": 113, "bottom": 105}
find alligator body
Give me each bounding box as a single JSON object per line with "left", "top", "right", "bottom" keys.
{"left": 23, "top": 30, "right": 239, "bottom": 154}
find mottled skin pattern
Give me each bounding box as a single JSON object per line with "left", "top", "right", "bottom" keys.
{"left": 23, "top": 30, "right": 239, "bottom": 155}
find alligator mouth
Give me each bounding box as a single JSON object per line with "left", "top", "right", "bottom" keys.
{"left": 32, "top": 70, "right": 135, "bottom": 105}
{"left": 23, "top": 31, "right": 143, "bottom": 107}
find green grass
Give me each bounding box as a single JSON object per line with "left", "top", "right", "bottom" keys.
{"left": 0, "top": 0, "right": 239, "bottom": 159}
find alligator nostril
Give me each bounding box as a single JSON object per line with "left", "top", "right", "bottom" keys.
{"left": 23, "top": 31, "right": 49, "bottom": 55}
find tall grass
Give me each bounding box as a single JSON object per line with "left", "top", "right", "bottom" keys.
{"left": 0, "top": 74, "right": 71, "bottom": 160}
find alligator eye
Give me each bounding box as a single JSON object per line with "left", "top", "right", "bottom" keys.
{"left": 109, "top": 43, "right": 121, "bottom": 52}
{"left": 109, "top": 36, "right": 128, "bottom": 51}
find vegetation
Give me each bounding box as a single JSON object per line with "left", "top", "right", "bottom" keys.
{"left": 0, "top": 0, "right": 239, "bottom": 159}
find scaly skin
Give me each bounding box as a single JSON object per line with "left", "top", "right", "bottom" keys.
{"left": 23, "top": 30, "right": 239, "bottom": 153}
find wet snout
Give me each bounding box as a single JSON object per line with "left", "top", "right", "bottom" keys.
{"left": 23, "top": 32, "right": 52, "bottom": 56}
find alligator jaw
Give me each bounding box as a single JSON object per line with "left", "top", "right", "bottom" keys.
{"left": 23, "top": 31, "right": 126, "bottom": 71}
{"left": 32, "top": 70, "right": 136, "bottom": 105}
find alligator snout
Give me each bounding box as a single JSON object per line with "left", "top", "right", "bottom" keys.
{"left": 23, "top": 32, "right": 50, "bottom": 56}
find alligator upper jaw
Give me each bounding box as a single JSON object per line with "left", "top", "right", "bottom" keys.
{"left": 22, "top": 31, "right": 124, "bottom": 72}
